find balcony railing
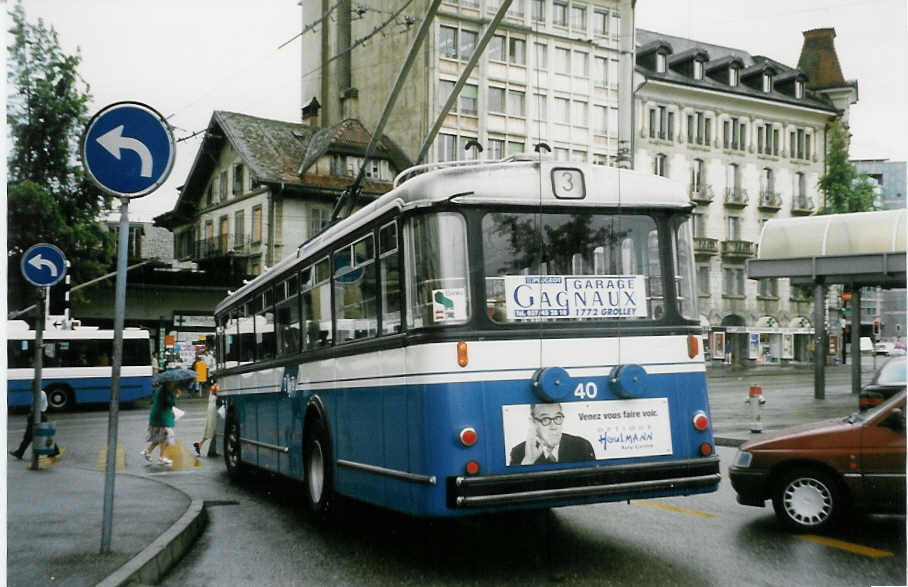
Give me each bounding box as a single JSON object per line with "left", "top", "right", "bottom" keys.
{"left": 193, "top": 235, "right": 262, "bottom": 260}
{"left": 690, "top": 184, "right": 714, "bottom": 204}
{"left": 791, "top": 196, "right": 815, "bottom": 215}
{"left": 724, "top": 187, "right": 748, "bottom": 207}
{"left": 693, "top": 236, "right": 719, "bottom": 256}
{"left": 721, "top": 239, "right": 757, "bottom": 258}
{"left": 757, "top": 191, "right": 782, "bottom": 211}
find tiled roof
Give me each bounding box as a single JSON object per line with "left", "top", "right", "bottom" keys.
{"left": 635, "top": 29, "right": 836, "bottom": 113}
{"left": 216, "top": 111, "right": 314, "bottom": 185}
{"left": 298, "top": 118, "right": 411, "bottom": 176}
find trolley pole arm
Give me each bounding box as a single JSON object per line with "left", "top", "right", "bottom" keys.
{"left": 332, "top": 0, "right": 444, "bottom": 223}
{"left": 414, "top": 0, "right": 515, "bottom": 165}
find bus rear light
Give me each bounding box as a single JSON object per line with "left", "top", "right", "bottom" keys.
{"left": 465, "top": 460, "right": 480, "bottom": 475}
{"left": 457, "top": 341, "right": 468, "bottom": 367}
{"left": 692, "top": 411, "right": 709, "bottom": 431}
{"left": 687, "top": 335, "right": 699, "bottom": 358}
{"left": 459, "top": 427, "right": 478, "bottom": 447}
{"left": 699, "top": 442, "right": 713, "bottom": 457}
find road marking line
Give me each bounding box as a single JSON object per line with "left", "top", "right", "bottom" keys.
{"left": 797, "top": 534, "right": 893, "bottom": 558}
{"left": 631, "top": 501, "right": 719, "bottom": 518}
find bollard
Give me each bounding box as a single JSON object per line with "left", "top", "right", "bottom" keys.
{"left": 745, "top": 384, "right": 766, "bottom": 433}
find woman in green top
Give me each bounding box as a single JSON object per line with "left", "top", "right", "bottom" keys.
{"left": 140, "top": 381, "right": 181, "bottom": 465}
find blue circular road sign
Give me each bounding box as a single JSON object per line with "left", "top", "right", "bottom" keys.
{"left": 21, "top": 243, "right": 67, "bottom": 287}
{"left": 82, "top": 101, "right": 175, "bottom": 198}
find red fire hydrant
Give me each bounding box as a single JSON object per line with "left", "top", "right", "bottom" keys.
{"left": 745, "top": 384, "right": 766, "bottom": 433}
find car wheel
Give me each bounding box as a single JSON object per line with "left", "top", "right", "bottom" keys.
{"left": 303, "top": 416, "right": 334, "bottom": 519}
{"left": 46, "top": 385, "right": 73, "bottom": 411}
{"left": 772, "top": 468, "right": 843, "bottom": 532}
{"left": 224, "top": 406, "right": 247, "bottom": 481}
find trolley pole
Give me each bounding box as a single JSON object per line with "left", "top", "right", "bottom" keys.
{"left": 101, "top": 197, "right": 130, "bottom": 553}
{"left": 30, "top": 288, "right": 47, "bottom": 471}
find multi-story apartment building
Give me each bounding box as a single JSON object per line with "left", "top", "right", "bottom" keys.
{"left": 634, "top": 28, "right": 857, "bottom": 365}
{"left": 301, "top": 0, "right": 635, "bottom": 165}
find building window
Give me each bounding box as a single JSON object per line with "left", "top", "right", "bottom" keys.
{"left": 487, "top": 138, "right": 504, "bottom": 159}
{"left": 554, "top": 97, "right": 570, "bottom": 124}
{"left": 460, "top": 84, "right": 478, "bottom": 115}
{"left": 535, "top": 42, "right": 548, "bottom": 69}
{"left": 235, "top": 210, "right": 245, "bottom": 247}
{"left": 759, "top": 278, "right": 778, "bottom": 298}
{"left": 593, "top": 9, "right": 608, "bottom": 36}
{"left": 729, "top": 66, "right": 739, "bottom": 87}
{"left": 460, "top": 30, "right": 477, "bottom": 61}
{"left": 653, "top": 153, "right": 667, "bottom": 177}
{"left": 555, "top": 47, "right": 571, "bottom": 74}
{"left": 656, "top": 53, "right": 666, "bottom": 73}
{"left": 233, "top": 164, "right": 244, "bottom": 196}
{"left": 488, "top": 86, "right": 505, "bottom": 113}
{"left": 726, "top": 215, "right": 741, "bottom": 240}
{"left": 508, "top": 0, "right": 525, "bottom": 18}
{"left": 309, "top": 207, "right": 329, "bottom": 239}
{"left": 553, "top": 1, "right": 567, "bottom": 26}
{"left": 251, "top": 206, "right": 263, "bottom": 243}
{"left": 571, "top": 4, "right": 586, "bottom": 31}
{"left": 554, "top": 147, "right": 569, "bottom": 161}
{"left": 535, "top": 93, "right": 547, "bottom": 121}
{"left": 760, "top": 167, "right": 775, "bottom": 196}
{"left": 691, "top": 159, "right": 705, "bottom": 193}
{"left": 687, "top": 112, "right": 710, "bottom": 146}
{"left": 508, "top": 90, "right": 525, "bottom": 117}
{"left": 796, "top": 128, "right": 805, "bottom": 159}
{"left": 437, "top": 133, "right": 457, "bottom": 162}
{"left": 459, "top": 136, "right": 479, "bottom": 160}
{"left": 218, "top": 215, "right": 229, "bottom": 253}
{"left": 532, "top": 0, "right": 545, "bottom": 23}
{"left": 219, "top": 171, "right": 228, "bottom": 201}
{"left": 723, "top": 266, "right": 745, "bottom": 296}
{"left": 440, "top": 26, "right": 457, "bottom": 59}
{"left": 594, "top": 105, "right": 607, "bottom": 134}
{"left": 509, "top": 38, "right": 526, "bottom": 65}
{"left": 762, "top": 72, "right": 772, "bottom": 93}
{"left": 570, "top": 150, "right": 586, "bottom": 163}
{"left": 489, "top": 35, "right": 506, "bottom": 62}
{"left": 508, "top": 141, "right": 525, "bottom": 156}
{"left": 727, "top": 163, "right": 741, "bottom": 195}
{"left": 572, "top": 100, "right": 587, "bottom": 126}
{"left": 697, "top": 263, "right": 711, "bottom": 296}
{"left": 794, "top": 172, "right": 806, "bottom": 203}
{"left": 205, "top": 182, "right": 213, "bottom": 208}
{"left": 693, "top": 60, "right": 704, "bottom": 80}
{"left": 573, "top": 51, "right": 588, "bottom": 77}
{"left": 439, "top": 80, "right": 455, "bottom": 112}
{"left": 593, "top": 56, "right": 607, "bottom": 86}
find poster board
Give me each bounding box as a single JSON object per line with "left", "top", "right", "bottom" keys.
{"left": 781, "top": 333, "right": 794, "bottom": 359}
{"left": 749, "top": 333, "right": 760, "bottom": 359}
{"left": 712, "top": 331, "right": 725, "bottom": 360}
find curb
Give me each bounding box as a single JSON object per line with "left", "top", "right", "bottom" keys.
{"left": 97, "top": 499, "right": 207, "bottom": 587}
{"left": 714, "top": 436, "right": 746, "bottom": 448}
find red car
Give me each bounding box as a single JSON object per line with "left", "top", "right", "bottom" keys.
{"left": 729, "top": 390, "right": 906, "bottom": 532}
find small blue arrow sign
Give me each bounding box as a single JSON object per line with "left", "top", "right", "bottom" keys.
{"left": 21, "top": 243, "right": 67, "bottom": 287}
{"left": 82, "top": 102, "right": 175, "bottom": 198}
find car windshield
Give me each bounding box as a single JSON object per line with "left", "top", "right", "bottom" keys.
{"left": 874, "top": 359, "right": 906, "bottom": 385}
{"left": 847, "top": 390, "right": 906, "bottom": 424}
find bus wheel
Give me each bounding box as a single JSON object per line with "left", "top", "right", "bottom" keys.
{"left": 224, "top": 407, "right": 247, "bottom": 481}
{"left": 46, "top": 385, "right": 73, "bottom": 411}
{"left": 303, "top": 416, "right": 334, "bottom": 518}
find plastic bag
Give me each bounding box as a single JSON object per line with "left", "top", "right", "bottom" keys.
{"left": 217, "top": 405, "right": 226, "bottom": 420}
{"left": 172, "top": 406, "right": 185, "bottom": 421}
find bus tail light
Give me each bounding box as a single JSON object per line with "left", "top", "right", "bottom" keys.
{"left": 457, "top": 341, "right": 468, "bottom": 367}
{"left": 465, "top": 460, "right": 480, "bottom": 475}
{"left": 699, "top": 442, "right": 713, "bottom": 457}
{"left": 459, "top": 427, "right": 477, "bottom": 447}
{"left": 692, "top": 411, "right": 709, "bottom": 431}
{"left": 687, "top": 335, "right": 699, "bottom": 358}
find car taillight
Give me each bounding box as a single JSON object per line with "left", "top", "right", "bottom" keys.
{"left": 692, "top": 411, "right": 709, "bottom": 431}
{"left": 459, "top": 427, "right": 477, "bottom": 447}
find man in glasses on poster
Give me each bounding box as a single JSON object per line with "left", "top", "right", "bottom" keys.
{"left": 509, "top": 403, "right": 595, "bottom": 465}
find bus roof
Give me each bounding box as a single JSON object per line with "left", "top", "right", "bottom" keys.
{"left": 216, "top": 158, "right": 689, "bottom": 314}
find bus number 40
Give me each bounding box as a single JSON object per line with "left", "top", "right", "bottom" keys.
{"left": 574, "top": 381, "right": 598, "bottom": 399}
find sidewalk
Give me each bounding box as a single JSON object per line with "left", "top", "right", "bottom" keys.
{"left": 5, "top": 368, "right": 874, "bottom": 586}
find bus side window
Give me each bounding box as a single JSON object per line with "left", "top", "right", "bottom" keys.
{"left": 335, "top": 235, "right": 378, "bottom": 343}
{"left": 302, "top": 258, "right": 332, "bottom": 350}
{"left": 257, "top": 289, "right": 276, "bottom": 361}
{"left": 276, "top": 276, "right": 301, "bottom": 356}
{"left": 380, "top": 221, "right": 402, "bottom": 334}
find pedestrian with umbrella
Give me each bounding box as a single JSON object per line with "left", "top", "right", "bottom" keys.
{"left": 140, "top": 368, "right": 194, "bottom": 466}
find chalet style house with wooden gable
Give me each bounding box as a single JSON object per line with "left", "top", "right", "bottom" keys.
{"left": 155, "top": 112, "right": 410, "bottom": 283}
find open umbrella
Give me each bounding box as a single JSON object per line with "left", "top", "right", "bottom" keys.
{"left": 153, "top": 368, "right": 198, "bottom": 386}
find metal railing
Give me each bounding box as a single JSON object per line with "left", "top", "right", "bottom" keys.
{"left": 758, "top": 191, "right": 782, "bottom": 210}
{"left": 791, "top": 196, "right": 815, "bottom": 214}
{"left": 192, "top": 236, "right": 262, "bottom": 259}
{"left": 724, "top": 187, "right": 748, "bottom": 206}
{"left": 720, "top": 239, "right": 757, "bottom": 258}
{"left": 689, "top": 184, "right": 714, "bottom": 203}
{"left": 693, "top": 237, "right": 719, "bottom": 255}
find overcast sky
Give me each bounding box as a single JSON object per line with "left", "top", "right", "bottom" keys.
{"left": 14, "top": 0, "right": 908, "bottom": 221}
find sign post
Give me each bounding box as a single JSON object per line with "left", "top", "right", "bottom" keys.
{"left": 82, "top": 102, "right": 175, "bottom": 554}
{"left": 20, "top": 243, "right": 67, "bottom": 470}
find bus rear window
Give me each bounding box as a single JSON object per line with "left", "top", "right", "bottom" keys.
{"left": 406, "top": 213, "right": 470, "bottom": 328}
{"left": 482, "top": 212, "right": 664, "bottom": 323}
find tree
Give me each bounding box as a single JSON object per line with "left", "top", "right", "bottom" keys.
{"left": 7, "top": 1, "right": 115, "bottom": 311}
{"left": 817, "top": 119, "right": 876, "bottom": 214}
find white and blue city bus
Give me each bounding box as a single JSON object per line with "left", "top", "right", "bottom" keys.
{"left": 214, "top": 156, "right": 720, "bottom": 517}
{"left": 7, "top": 320, "right": 154, "bottom": 411}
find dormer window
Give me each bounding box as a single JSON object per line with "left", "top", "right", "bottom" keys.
{"left": 656, "top": 53, "right": 666, "bottom": 73}
{"left": 693, "top": 60, "right": 704, "bottom": 80}
{"left": 762, "top": 72, "right": 773, "bottom": 93}
{"left": 795, "top": 79, "right": 804, "bottom": 99}
{"left": 728, "top": 66, "right": 739, "bottom": 87}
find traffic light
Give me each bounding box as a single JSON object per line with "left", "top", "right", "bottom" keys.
{"left": 874, "top": 320, "right": 880, "bottom": 341}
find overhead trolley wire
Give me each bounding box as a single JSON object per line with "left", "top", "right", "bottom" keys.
{"left": 277, "top": 0, "right": 345, "bottom": 49}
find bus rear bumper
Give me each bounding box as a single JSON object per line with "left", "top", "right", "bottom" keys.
{"left": 448, "top": 457, "right": 721, "bottom": 509}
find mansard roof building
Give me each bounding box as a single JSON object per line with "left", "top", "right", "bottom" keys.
{"left": 633, "top": 28, "right": 858, "bottom": 365}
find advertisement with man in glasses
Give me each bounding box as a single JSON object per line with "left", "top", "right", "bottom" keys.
{"left": 504, "top": 400, "right": 673, "bottom": 466}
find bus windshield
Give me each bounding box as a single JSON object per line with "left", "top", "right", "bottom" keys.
{"left": 482, "top": 212, "right": 667, "bottom": 323}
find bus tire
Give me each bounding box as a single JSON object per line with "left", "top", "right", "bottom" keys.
{"left": 303, "top": 416, "right": 334, "bottom": 519}
{"left": 224, "top": 406, "right": 247, "bottom": 481}
{"left": 46, "top": 385, "right": 73, "bottom": 411}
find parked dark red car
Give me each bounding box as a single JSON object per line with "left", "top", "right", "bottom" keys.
{"left": 729, "top": 390, "right": 906, "bottom": 532}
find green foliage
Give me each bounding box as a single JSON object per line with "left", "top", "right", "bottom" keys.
{"left": 7, "top": 1, "right": 115, "bottom": 302}
{"left": 817, "top": 120, "right": 876, "bottom": 214}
